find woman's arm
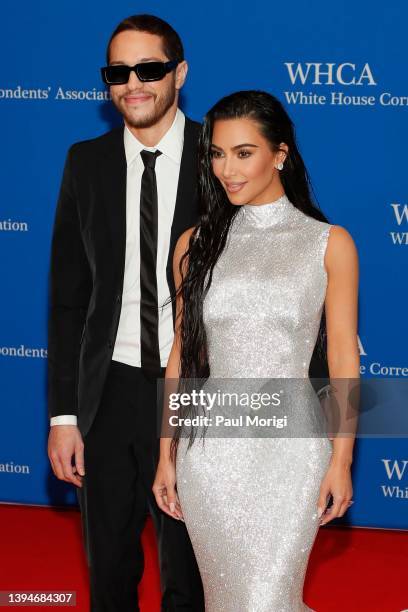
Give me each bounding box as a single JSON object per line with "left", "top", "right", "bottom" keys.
{"left": 318, "top": 224, "right": 360, "bottom": 525}
{"left": 152, "top": 226, "right": 195, "bottom": 520}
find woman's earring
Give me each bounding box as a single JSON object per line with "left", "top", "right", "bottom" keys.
{"left": 275, "top": 162, "right": 284, "bottom": 171}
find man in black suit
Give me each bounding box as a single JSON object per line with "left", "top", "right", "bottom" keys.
{"left": 47, "top": 14, "right": 205, "bottom": 612}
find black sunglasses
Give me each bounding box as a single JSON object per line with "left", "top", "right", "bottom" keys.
{"left": 101, "top": 60, "right": 179, "bottom": 85}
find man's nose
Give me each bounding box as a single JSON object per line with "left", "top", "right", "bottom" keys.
{"left": 127, "top": 69, "right": 141, "bottom": 88}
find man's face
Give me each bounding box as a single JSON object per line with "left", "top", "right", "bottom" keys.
{"left": 108, "top": 30, "right": 186, "bottom": 128}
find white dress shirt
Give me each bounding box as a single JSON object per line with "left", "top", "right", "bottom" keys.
{"left": 50, "top": 109, "right": 186, "bottom": 426}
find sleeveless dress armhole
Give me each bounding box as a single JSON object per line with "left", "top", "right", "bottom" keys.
{"left": 320, "top": 224, "right": 333, "bottom": 281}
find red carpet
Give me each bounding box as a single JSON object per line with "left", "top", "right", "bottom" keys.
{"left": 0, "top": 504, "right": 406, "bottom": 611}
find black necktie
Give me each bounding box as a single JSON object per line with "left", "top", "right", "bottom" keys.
{"left": 140, "top": 149, "right": 162, "bottom": 372}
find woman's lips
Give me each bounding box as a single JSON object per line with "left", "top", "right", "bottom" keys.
{"left": 225, "top": 182, "right": 247, "bottom": 193}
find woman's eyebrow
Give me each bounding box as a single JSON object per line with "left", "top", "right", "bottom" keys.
{"left": 210, "top": 143, "right": 259, "bottom": 151}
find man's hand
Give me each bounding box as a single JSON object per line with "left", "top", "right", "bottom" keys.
{"left": 48, "top": 425, "right": 85, "bottom": 488}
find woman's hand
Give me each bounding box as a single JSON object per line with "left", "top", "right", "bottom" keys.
{"left": 317, "top": 460, "right": 354, "bottom": 526}
{"left": 153, "top": 459, "right": 184, "bottom": 521}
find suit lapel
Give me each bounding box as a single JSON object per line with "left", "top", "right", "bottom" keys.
{"left": 168, "top": 117, "right": 200, "bottom": 264}
{"left": 99, "top": 127, "right": 127, "bottom": 288}
{"left": 165, "top": 116, "right": 200, "bottom": 322}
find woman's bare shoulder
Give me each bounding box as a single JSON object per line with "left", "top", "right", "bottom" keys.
{"left": 325, "top": 224, "right": 359, "bottom": 273}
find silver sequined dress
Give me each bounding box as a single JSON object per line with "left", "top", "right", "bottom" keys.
{"left": 176, "top": 194, "right": 334, "bottom": 611}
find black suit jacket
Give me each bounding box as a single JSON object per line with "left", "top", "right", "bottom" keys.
{"left": 48, "top": 114, "right": 329, "bottom": 438}
{"left": 48, "top": 116, "right": 201, "bottom": 437}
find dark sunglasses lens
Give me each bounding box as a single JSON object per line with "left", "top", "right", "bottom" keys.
{"left": 104, "top": 66, "right": 131, "bottom": 84}
{"left": 137, "top": 62, "right": 166, "bottom": 81}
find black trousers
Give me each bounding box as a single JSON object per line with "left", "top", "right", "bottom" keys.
{"left": 77, "top": 359, "right": 205, "bottom": 612}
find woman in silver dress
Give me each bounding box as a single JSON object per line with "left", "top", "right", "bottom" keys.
{"left": 153, "top": 91, "right": 358, "bottom": 611}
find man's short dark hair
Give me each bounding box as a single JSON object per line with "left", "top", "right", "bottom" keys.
{"left": 106, "top": 14, "right": 185, "bottom": 64}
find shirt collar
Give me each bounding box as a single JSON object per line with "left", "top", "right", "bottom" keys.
{"left": 124, "top": 108, "right": 185, "bottom": 166}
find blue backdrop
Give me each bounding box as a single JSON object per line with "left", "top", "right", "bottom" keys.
{"left": 0, "top": 1, "right": 407, "bottom": 529}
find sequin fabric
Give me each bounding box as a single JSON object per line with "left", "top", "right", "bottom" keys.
{"left": 176, "top": 195, "right": 334, "bottom": 611}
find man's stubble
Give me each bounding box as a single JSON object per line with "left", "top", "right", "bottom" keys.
{"left": 113, "top": 80, "right": 177, "bottom": 129}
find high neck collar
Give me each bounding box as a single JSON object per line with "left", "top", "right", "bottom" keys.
{"left": 240, "top": 194, "right": 294, "bottom": 227}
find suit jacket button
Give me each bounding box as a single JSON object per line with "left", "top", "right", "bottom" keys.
{"left": 116, "top": 294, "right": 121, "bottom": 303}
{"left": 107, "top": 340, "right": 113, "bottom": 348}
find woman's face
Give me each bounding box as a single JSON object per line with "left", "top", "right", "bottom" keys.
{"left": 210, "top": 117, "right": 287, "bottom": 206}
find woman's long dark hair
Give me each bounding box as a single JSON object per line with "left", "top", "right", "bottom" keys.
{"left": 170, "top": 90, "right": 330, "bottom": 459}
